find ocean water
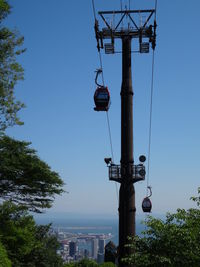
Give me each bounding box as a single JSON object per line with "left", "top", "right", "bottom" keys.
{"left": 35, "top": 214, "right": 146, "bottom": 245}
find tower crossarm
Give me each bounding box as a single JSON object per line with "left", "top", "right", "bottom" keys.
{"left": 98, "top": 9, "right": 155, "bottom": 32}
{"left": 95, "top": 9, "right": 156, "bottom": 53}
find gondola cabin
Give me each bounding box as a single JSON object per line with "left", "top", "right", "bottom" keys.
{"left": 142, "top": 197, "right": 152, "bottom": 213}
{"left": 94, "top": 86, "right": 110, "bottom": 111}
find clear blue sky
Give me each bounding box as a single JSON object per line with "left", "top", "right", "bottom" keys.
{"left": 5, "top": 0, "right": 200, "bottom": 219}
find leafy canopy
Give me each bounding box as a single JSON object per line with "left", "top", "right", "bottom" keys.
{"left": 0, "top": 0, "right": 25, "bottom": 132}
{"left": 0, "top": 135, "right": 64, "bottom": 212}
{"left": 0, "top": 240, "right": 11, "bottom": 267}
{"left": 63, "top": 259, "right": 116, "bottom": 267}
{"left": 0, "top": 201, "right": 63, "bottom": 267}
{"left": 124, "top": 188, "right": 200, "bottom": 267}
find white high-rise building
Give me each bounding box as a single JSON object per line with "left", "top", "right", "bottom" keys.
{"left": 92, "top": 239, "right": 98, "bottom": 259}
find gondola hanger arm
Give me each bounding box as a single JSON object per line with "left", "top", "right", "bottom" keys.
{"left": 147, "top": 186, "right": 152, "bottom": 198}
{"left": 95, "top": 69, "right": 103, "bottom": 87}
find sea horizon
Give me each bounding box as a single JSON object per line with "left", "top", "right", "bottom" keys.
{"left": 34, "top": 211, "right": 165, "bottom": 224}
{"left": 34, "top": 212, "right": 165, "bottom": 245}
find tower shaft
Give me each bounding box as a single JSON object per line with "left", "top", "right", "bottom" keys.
{"left": 119, "top": 36, "right": 135, "bottom": 267}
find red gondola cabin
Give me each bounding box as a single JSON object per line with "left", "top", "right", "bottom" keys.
{"left": 94, "top": 86, "right": 110, "bottom": 111}
{"left": 142, "top": 197, "right": 152, "bottom": 213}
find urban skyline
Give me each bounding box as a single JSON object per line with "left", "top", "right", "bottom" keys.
{"left": 55, "top": 228, "right": 112, "bottom": 264}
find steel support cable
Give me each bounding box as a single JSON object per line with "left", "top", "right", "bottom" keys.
{"left": 120, "top": 0, "right": 123, "bottom": 28}
{"left": 99, "top": 50, "right": 118, "bottom": 203}
{"left": 98, "top": 51, "right": 118, "bottom": 202}
{"left": 146, "top": 50, "right": 155, "bottom": 195}
{"left": 92, "top": 0, "right": 97, "bottom": 20}
{"left": 128, "top": 0, "right": 131, "bottom": 28}
{"left": 98, "top": 26, "right": 118, "bottom": 205}
{"left": 106, "top": 112, "right": 114, "bottom": 162}
{"left": 106, "top": 111, "right": 119, "bottom": 203}
{"left": 146, "top": 0, "right": 158, "bottom": 197}
{"left": 145, "top": 50, "right": 155, "bottom": 226}
{"left": 120, "top": 0, "right": 123, "bottom": 10}
{"left": 102, "top": 60, "right": 119, "bottom": 203}
{"left": 144, "top": 0, "right": 158, "bottom": 227}
{"left": 91, "top": 0, "right": 119, "bottom": 203}
{"left": 100, "top": 52, "right": 118, "bottom": 202}
{"left": 97, "top": 50, "right": 115, "bottom": 164}
{"left": 155, "top": 0, "right": 158, "bottom": 18}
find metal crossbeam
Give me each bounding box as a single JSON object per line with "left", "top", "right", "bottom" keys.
{"left": 99, "top": 9, "right": 155, "bottom": 30}
{"left": 98, "top": 9, "right": 154, "bottom": 15}
{"left": 95, "top": 8, "right": 156, "bottom": 53}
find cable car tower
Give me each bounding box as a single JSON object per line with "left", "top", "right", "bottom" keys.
{"left": 93, "top": 2, "right": 157, "bottom": 266}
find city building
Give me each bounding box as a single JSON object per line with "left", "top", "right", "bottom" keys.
{"left": 69, "top": 241, "right": 77, "bottom": 257}
{"left": 92, "top": 239, "right": 98, "bottom": 259}
{"left": 99, "top": 239, "right": 105, "bottom": 254}
{"left": 84, "top": 249, "right": 90, "bottom": 258}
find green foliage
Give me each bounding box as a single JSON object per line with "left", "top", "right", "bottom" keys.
{"left": 0, "top": 3, "right": 66, "bottom": 266}
{"left": 77, "top": 259, "right": 98, "bottom": 267}
{"left": 24, "top": 224, "right": 64, "bottom": 267}
{"left": 99, "top": 262, "right": 116, "bottom": 267}
{"left": 63, "top": 263, "right": 76, "bottom": 267}
{"left": 190, "top": 187, "right": 200, "bottom": 206}
{"left": 0, "top": 0, "right": 25, "bottom": 132}
{"left": 64, "top": 259, "right": 98, "bottom": 267}
{"left": 0, "top": 0, "right": 10, "bottom": 20}
{"left": 0, "top": 201, "right": 36, "bottom": 266}
{"left": 104, "top": 241, "right": 117, "bottom": 264}
{"left": 63, "top": 259, "right": 116, "bottom": 267}
{"left": 0, "top": 240, "right": 11, "bottom": 267}
{"left": 124, "top": 188, "right": 200, "bottom": 267}
{"left": 0, "top": 135, "right": 64, "bottom": 213}
{"left": 0, "top": 201, "right": 63, "bottom": 267}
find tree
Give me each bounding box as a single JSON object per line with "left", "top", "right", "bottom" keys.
{"left": 63, "top": 259, "right": 116, "bottom": 267}
{"left": 0, "top": 201, "right": 64, "bottom": 267}
{"left": 24, "top": 224, "right": 64, "bottom": 267}
{"left": 99, "top": 262, "right": 116, "bottom": 267}
{"left": 63, "top": 259, "right": 98, "bottom": 267}
{"left": 104, "top": 241, "right": 117, "bottom": 264}
{"left": 0, "top": 201, "right": 37, "bottom": 266}
{"left": 0, "top": 135, "right": 64, "bottom": 213}
{"left": 0, "top": 241, "right": 11, "bottom": 267}
{"left": 124, "top": 188, "right": 200, "bottom": 267}
{"left": 76, "top": 259, "right": 98, "bottom": 267}
{"left": 0, "top": 0, "right": 25, "bottom": 133}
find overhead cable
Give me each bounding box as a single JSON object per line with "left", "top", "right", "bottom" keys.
{"left": 146, "top": 0, "right": 158, "bottom": 196}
